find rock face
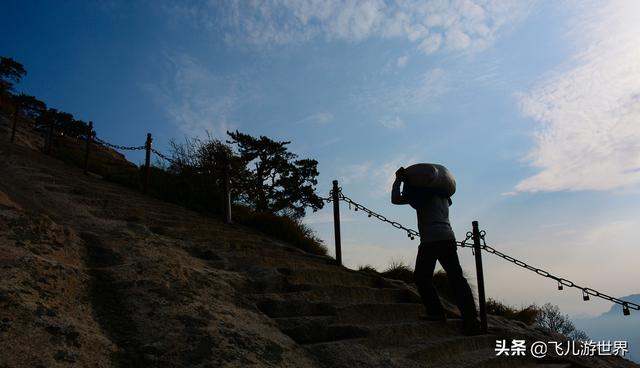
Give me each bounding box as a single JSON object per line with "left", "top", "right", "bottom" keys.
{"left": 1, "top": 116, "right": 638, "bottom": 367}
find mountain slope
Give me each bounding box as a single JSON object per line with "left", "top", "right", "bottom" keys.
{"left": 1, "top": 114, "right": 638, "bottom": 367}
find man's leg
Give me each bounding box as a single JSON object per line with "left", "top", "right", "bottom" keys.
{"left": 437, "top": 240, "right": 478, "bottom": 324}
{"left": 414, "top": 242, "right": 445, "bottom": 318}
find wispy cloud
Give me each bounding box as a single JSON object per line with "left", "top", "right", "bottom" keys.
{"left": 296, "top": 112, "right": 334, "bottom": 125}
{"left": 396, "top": 55, "right": 408, "bottom": 68}
{"left": 302, "top": 211, "right": 356, "bottom": 225}
{"left": 353, "top": 67, "right": 450, "bottom": 113}
{"left": 168, "top": 0, "right": 535, "bottom": 55}
{"left": 516, "top": 1, "right": 640, "bottom": 192}
{"left": 380, "top": 116, "right": 405, "bottom": 129}
{"left": 340, "top": 154, "right": 419, "bottom": 197}
{"left": 149, "top": 53, "right": 251, "bottom": 138}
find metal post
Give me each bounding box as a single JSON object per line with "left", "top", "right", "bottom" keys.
{"left": 332, "top": 180, "right": 342, "bottom": 266}
{"left": 83, "top": 121, "right": 93, "bottom": 174}
{"left": 143, "top": 133, "right": 152, "bottom": 192}
{"left": 223, "top": 153, "right": 232, "bottom": 224}
{"left": 10, "top": 101, "right": 19, "bottom": 143}
{"left": 472, "top": 220, "right": 487, "bottom": 334}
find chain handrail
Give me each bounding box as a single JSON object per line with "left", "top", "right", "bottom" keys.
{"left": 474, "top": 232, "right": 640, "bottom": 312}
{"left": 94, "top": 136, "right": 145, "bottom": 151}
{"left": 76, "top": 135, "right": 640, "bottom": 315}
{"left": 93, "top": 135, "right": 177, "bottom": 165}
{"left": 329, "top": 186, "right": 639, "bottom": 314}
{"left": 151, "top": 147, "right": 176, "bottom": 165}
{"left": 331, "top": 186, "right": 473, "bottom": 246}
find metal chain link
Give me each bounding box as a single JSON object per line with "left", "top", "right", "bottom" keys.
{"left": 475, "top": 232, "right": 640, "bottom": 312}
{"left": 94, "top": 136, "right": 145, "bottom": 151}
{"left": 330, "top": 186, "right": 639, "bottom": 313}
{"left": 329, "top": 186, "right": 472, "bottom": 247}
{"left": 93, "top": 136, "right": 177, "bottom": 166}
{"left": 151, "top": 148, "right": 176, "bottom": 165}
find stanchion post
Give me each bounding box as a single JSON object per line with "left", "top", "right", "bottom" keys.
{"left": 83, "top": 121, "right": 93, "bottom": 174}
{"left": 332, "top": 180, "right": 342, "bottom": 266}
{"left": 223, "top": 153, "right": 232, "bottom": 224}
{"left": 472, "top": 220, "right": 487, "bottom": 334}
{"left": 10, "top": 100, "right": 19, "bottom": 143}
{"left": 143, "top": 133, "right": 152, "bottom": 193}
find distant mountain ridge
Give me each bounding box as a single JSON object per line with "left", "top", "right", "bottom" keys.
{"left": 573, "top": 294, "right": 640, "bottom": 364}
{"left": 600, "top": 294, "right": 640, "bottom": 317}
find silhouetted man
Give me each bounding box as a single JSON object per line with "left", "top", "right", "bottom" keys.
{"left": 391, "top": 166, "right": 481, "bottom": 336}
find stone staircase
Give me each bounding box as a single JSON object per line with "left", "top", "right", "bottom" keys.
{"left": 1, "top": 125, "right": 637, "bottom": 367}
{"left": 239, "top": 257, "right": 534, "bottom": 367}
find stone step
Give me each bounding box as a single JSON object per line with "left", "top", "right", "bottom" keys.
{"left": 300, "top": 285, "right": 420, "bottom": 304}
{"left": 428, "top": 347, "right": 534, "bottom": 368}
{"left": 358, "top": 320, "right": 466, "bottom": 348}
{"left": 302, "top": 336, "right": 522, "bottom": 368}
{"left": 274, "top": 317, "right": 464, "bottom": 346}
{"left": 280, "top": 267, "right": 389, "bottom": 288}
{"left": 304, "top": 338, "right": 418, "bottom": 368}
{"left": 228, "top": 255, "right": 336, "bottom": 271}
{"left": 335, "top": 303, "right": 427, "bottom": 324}
{"left": 404, "top": 334, "right": 500, "bottom": 366}
{"left": 274, "top": 316, "right": 368, "bottom": 344}
{"left": 254, "top": 292, "right": 428, "bottom": 323}
{"left": 255, "top": 295, "right": 336, "bottom": 318}
{"left": 412, "top": 340, "right": 578, "bottom": 367}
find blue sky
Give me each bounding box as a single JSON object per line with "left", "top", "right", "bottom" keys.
{"left": 2, "top": 0, "right": 640, "bottom": 318}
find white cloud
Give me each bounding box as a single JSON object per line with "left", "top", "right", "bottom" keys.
{"left": 516, "top": 1, "right": 640, "bottom": 192}
{"left": 150, "top": 53, "right": 250, "bottom": 138}
{"left": 302, "top": 211, "right": 356, "bottom": 225}
{"left": 172, "top": 0, "right": 535, "bottom": 55}
{"left": 353, "top": 67, "right": 450, "bottom": 113}
{"left": 296, "top": 112, "right": 334, "bottom": 125}
{"left": 418, "top": 33, "right": 442, "bottom": 54}
{"left": 380, "top": 116, "right": 405, "bottom": 129}
{"left": 396, "top": 55, "right": 408, "bottom": 68}
{"left": 340, "top": 154, "right": 419, "bottom": 197}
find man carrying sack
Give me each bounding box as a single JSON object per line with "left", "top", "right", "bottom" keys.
{"left": 391, "top": 163, "right": 481, "bottom": 336}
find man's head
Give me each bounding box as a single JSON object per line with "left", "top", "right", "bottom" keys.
{"left": 395, "top": 167, "right": 407, "bottom": 181}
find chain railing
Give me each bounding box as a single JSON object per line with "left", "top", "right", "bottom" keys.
{"left": 30, "top": 120, "right": 638, "bottom": 318}
{"left": 93, "top": 135, "right": 176, "bottom": 167}
{"left": 336, "top": 187, "right": 474, "bottom": 247}
{"left": 326, "top": 180, "right": 639, "bottom": 318}
{"left": 475, "top": 233, "right": 639, "bottom": 314}
{"left": 94, "top": 136, "right": 145, "bottom": 151}
{"left": 87, "top": 130, "right": 230, "bottom": 222}
{"left": 150, "top": 147, "right": 176, "bottom": 165}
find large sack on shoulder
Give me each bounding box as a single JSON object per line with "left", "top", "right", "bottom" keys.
{"left": 404, "top": 163, "right": 456, "bottom": 197}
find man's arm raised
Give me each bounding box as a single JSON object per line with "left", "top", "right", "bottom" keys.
{"left": 391, "top": 167, "right": 409, "bottom": 205}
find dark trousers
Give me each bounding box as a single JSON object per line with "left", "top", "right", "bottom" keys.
{"left": 414, "top": 239, "right": 478, "bottom": 322}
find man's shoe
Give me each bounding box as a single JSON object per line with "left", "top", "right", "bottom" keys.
{"left": 462, "top": 319, "right": 481, "bottom": 336}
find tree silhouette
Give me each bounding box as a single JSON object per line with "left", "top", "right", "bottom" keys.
{"left": 169, "top": 135, "right": 249, "bottom": 207}
{"left": 535, "top": 303, "right": 589, "bottom": 341}
{"left": 226, "top": 130, "right": 324, "bottom": 219}
{"left": 35, "top": 108, "right": 89, "bottom": 138}
{"left": 13, "top": 93, "right": 47, "bottom": 120}
{"left": 0, "top": 56, "right": 27, "bottom": 93}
